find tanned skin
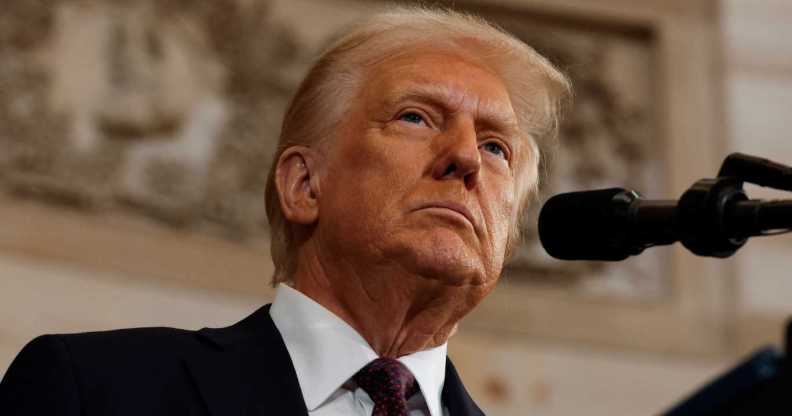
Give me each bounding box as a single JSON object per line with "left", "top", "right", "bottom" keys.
{"left": 274, "top": 49, "right": 529, "bottom": 358}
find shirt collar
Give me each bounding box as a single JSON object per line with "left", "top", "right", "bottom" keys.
{"left": 269, "top": 283, "right": 447, "bottom": 416}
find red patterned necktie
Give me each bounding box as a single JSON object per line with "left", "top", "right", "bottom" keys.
{"left": 353, "top": 357, "right": 420, "bottom": 416}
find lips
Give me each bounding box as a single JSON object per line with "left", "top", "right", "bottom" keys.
{"left": 418, "top": 201, "right": 478, "bottom": 230}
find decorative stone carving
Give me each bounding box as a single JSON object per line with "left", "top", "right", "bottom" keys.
{"left": 0, "top": 0, "right": 666, "bottom": 299}
{"left": 0, "top": 0, "right": 303, "bottom": 241}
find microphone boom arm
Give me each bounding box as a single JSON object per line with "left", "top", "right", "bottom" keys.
{"left": 538, "top": 153, "right": 792, "bottom": 261}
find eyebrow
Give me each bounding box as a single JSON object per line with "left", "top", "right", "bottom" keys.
{"left": 384, "top": 83, "right": 521, "bottom": 135}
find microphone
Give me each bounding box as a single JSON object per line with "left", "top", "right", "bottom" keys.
{"left": 538, "top": 187, "right": 792, "bottom": 261}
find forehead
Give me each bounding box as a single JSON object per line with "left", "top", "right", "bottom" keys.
{"left": 360, "top": 50, "right": 518, "bottom": 126}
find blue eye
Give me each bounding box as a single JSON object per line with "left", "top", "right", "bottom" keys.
{"left": 398, "top": 112, "right": 425, "bottom": 125}
{"left": 482, "top": 142, "right": 507, "bottom": 159}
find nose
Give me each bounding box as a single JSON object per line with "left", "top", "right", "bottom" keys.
{"left": 431, "top": 118, "right": 481, "bottom": 189}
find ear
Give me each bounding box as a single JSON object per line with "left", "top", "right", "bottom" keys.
{"left": 274, "top": 146, "right": 321, "bottom": 225}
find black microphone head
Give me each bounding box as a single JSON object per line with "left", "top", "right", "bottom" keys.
{"left": 538, "top": 188, "right": 638, "bottom": 261}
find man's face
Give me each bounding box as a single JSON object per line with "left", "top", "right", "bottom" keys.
{"left": 316, "top": 49, "right": 528, "bottom": 292}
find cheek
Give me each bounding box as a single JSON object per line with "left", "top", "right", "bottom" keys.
{"left": 322, "top": 138, "right": 416, "bottom": 227}
{"left": 484, "top": 179, "right": 517, "bottom": 261}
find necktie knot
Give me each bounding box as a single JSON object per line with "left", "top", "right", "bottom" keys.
{"left": 353, "top": 357, "right": 419, "bottom": 416}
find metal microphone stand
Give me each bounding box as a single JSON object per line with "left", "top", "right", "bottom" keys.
{"left": 664, "top": 153, "right": 792, "bottom": 415}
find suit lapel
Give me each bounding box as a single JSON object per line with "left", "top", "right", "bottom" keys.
{"left": 442, "top": 358, "right": 485, "bottom": 416}
{"left": 184, "top": 305, "right": 308, "bottom": 416}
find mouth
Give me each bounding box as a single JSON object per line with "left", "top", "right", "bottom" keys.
{"left": 417, "top": 201, "right": 477, "bottom": 230}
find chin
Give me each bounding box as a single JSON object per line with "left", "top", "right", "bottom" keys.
{"left": 386, "top": 229, "right": 489, "bottom": 287}
{"left": 415, "top": 258, "right": 484, "bottom": 287}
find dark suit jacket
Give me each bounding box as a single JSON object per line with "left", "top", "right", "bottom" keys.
{"left": 1, "top": 304, "right": 484, "bottom": 415}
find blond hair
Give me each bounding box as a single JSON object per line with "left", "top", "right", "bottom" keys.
{"left": 265, "top": 5, "right": 571, "bottom": 285}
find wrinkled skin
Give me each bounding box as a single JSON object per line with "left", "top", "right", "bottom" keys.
{"left": 275, "top": 49, "right": 531, "bottom": 357}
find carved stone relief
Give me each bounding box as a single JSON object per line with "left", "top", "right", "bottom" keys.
{"left": 0, "top": 0, "right": 667, "bottom": 299}
{"left": 1, "top": 0, "right": 303, "bottom": 240}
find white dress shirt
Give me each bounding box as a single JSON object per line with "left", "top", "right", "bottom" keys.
{"left": 270, "top": 283, "right": 449, "bottom": 416}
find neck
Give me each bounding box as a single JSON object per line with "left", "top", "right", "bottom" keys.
{"left": 292, "top": 241, "right": 481, "bottom": 358}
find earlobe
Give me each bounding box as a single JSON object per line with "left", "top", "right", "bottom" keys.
{"left": 274, "top": 146, "right": 320, "bottom": 225}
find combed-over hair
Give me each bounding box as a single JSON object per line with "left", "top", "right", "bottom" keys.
{"left": 265, "top": 5, "right": 571, "bottom": 285}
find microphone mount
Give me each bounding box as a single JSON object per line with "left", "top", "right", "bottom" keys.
{"left": 678, "top": 153, "right": 792, "bottom": 258}
{"left": 538, "top": 153, "right": 792, "bottom": 261}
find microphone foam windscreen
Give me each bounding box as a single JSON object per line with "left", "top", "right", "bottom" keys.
{"left": 538, "top": 188, "right": 631, "bottom": 261}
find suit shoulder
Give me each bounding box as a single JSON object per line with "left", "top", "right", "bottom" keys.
{"left": 40, "top": 327, "right": 205, "bottom": 404}
{"left": 59, "top": 326, "right": 195, "bottom": 348}
{"left": 55, "top": 326, "right": 199, "bottom": 365}
{"left": 7, "top": 326, "right": 199, "bottom": 371}
{"left": 3, "top": 334, "right": 73, "bottom": 384}
{"left": 2, "top": 328, "right": 211, "bottom": 415}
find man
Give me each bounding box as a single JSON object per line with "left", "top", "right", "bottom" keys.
{"left": 0, "top": 6, "right": 570, "bottom": 416}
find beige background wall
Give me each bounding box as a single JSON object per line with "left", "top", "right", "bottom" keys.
{"left": 1, "top": 1, "right": 791, "bottom": 415}
{"left": 725, "top": 0, "right": 792, "bottom": 354}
